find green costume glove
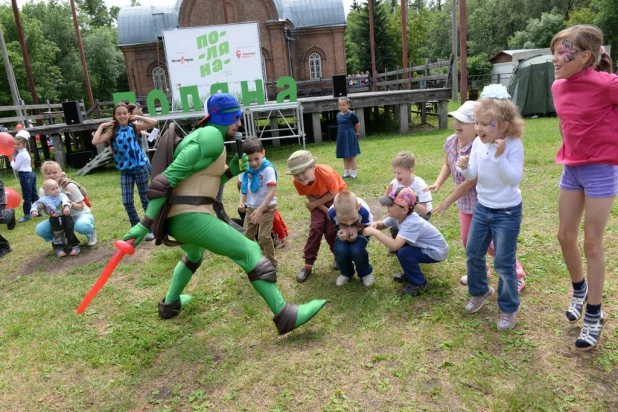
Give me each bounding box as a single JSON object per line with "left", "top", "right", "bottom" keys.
{"left": 123, "top": 223, "right": 149, "bottom": 246}
{"left": 228, "top": 153, "right": 249, "bottom": 176}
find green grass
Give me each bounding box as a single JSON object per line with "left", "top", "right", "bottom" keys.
{"left": 1, "top": 115, "right": 617, "bottom": 410}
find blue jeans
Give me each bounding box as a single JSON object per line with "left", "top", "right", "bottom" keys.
{"left": 466, "top": 202, "right": 522, "bottom": 313}
{"left": 334, "top": 236, "right": 372, "bottom": 278}
{"left": 18, "top": 171, "right": 39, "bottom": 217}
{"left": 36, "top": 212, "right": 95, "bottom": 242}
{"left": 397, "top": 244, "right": 440, "bottom": 285}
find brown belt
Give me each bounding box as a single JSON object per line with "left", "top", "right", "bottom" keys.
{"left": 167, "top": 196, "right": 216, "bottom": 205}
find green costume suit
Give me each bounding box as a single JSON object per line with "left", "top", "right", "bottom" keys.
{"left": 124, "top": 121, "right": 325, "bottom": 335}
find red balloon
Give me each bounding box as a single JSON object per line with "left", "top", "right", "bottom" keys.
{"left": 15, "top": 124, "right": 23, "bottom": 130}
{"left": 4, "top": 187, "right": 21, "bottom": 209}
{"left": 0, "top": 132, "right": 14, "bottom": 156}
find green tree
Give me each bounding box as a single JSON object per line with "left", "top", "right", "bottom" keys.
{"left": 594, "top": 0, "right": 618, "bottom": 60}
{"left": 83, "top": 26, "right": 128, "bottom": 99}
{"left": 345, "top": 0, "right": 400, "bottom": 75}
{"left": 508, "top": 12, "right": 565, "bottom": 49}
{"left": 0, "top": 6, "right": 63, "bottom": 104}
{"left": 22, "top": 0, "right": 86, "bottom": 101}
{"left": 76, "top": 0, "right": 116, "bottom": 28}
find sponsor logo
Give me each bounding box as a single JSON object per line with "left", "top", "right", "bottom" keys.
{"left": 235, "top": 49, "right": 257, "bottom": 60}
{"left": 171, "top": 56, "right": 194, "bottom": 64}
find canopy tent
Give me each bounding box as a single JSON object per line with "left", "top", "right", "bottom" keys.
{"left": 508, "top": 54, "right": 555, "bottom": 116}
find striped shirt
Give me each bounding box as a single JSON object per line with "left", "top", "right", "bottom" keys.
{"left": 444, "top": 134, "right": 477, "bottom": 214}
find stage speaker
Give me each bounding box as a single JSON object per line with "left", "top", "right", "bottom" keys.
{"left": 332, "top": 75, "right": 347, "bottom": 97}
{"left": 70, "top": 151, "right": 92, "bottom": 169}
{"left": 62, "top": 101, "right": 84, "bottom": 125}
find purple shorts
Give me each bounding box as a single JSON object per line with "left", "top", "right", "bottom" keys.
{"left": 559, "top": 164, "right": 618, "bottom": 197}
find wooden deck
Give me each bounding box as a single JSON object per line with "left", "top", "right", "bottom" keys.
{"left": 5, "top": 87, "right": 450, "bottom": 169}
{"left": 298, "top": 88, "right": 451, "bottom": 142}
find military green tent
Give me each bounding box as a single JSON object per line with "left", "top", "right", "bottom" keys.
{"left": 508, "top": 54, "right": 555, "bottom": 116}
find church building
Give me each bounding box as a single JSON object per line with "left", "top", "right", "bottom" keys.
{"left": 117, "top": 0, "right": 347, "bottom": 98}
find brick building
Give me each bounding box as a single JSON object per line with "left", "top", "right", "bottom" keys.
{"left": 117, "top": 0, "right": 347, "bottom": 98}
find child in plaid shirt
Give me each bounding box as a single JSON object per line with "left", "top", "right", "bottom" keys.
{"left": 426, "top": 101, "right": 526, "bottom": 292}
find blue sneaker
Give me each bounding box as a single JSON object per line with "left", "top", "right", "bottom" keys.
{"left": 19, "top": 216, "right": 31, "bottom": 223}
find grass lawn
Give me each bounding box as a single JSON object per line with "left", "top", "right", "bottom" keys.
{"left": 1, "top": 115, "right": 617, "bottom": 411}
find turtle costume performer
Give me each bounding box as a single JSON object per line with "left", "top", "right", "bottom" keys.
{"left": 123, "top": 94, "right": 325, "bottom": 334}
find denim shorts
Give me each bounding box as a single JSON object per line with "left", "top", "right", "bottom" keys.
{"left": 559, "top": 164, "right": 618, "bottom": 198}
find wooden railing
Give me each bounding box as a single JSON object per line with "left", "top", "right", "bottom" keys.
{"left": 375, "top": 55, "right": 453, "bottom": 91}
{"left": 0, "top": 100, "right": 86, "bottom": 127}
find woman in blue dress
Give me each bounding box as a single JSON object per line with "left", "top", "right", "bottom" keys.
{"left": 336, "top": 97, "right": 361, "bottom": 179}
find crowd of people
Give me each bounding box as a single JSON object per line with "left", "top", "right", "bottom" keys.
{"left": 0, "top": 24, "right": 616, "bottom": 350}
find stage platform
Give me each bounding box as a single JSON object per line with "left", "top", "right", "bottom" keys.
{"left": 15, "top": 88, "right": 450, "bottom": 169}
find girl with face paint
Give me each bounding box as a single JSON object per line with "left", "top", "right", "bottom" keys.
{"left": 550, "top": 25, "right": 618, "bottom": 351}
{"left": 455, "top": 84, "right": 525, "bottom": 333}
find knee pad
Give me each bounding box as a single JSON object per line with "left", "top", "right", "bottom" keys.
{"left": 247, "top": 257, "right": 277, "bottom": 283}
{"left": 181, "top": 255, "right": 203, "bottom": 273}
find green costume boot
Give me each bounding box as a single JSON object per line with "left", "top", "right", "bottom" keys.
{"left": 248, "top": 257, "right": 326, "bottom": 335}
{"left": 158, "top": 256, "right": 201, "bottom": 319}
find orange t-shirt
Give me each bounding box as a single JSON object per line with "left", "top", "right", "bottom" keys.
{"left": 293, "top": 164, "right": 347, "bottom": 197}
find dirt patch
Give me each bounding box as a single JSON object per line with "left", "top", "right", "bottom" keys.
{"left": 8, "top": 240, "right": 157, "bottom": 280}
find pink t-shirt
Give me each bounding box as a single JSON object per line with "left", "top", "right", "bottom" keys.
{"left": 552, "top": 67, "right": 618, "bottom": 166}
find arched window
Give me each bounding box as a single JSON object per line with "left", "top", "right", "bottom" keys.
{"left": 309, "top": 53, "right": 322, "bottom": 79}
{"left": 261, "top": 54, "right": 268, "bottom": 82}
{"left": 152, "top": 67, "right": 167, "bottom": 92}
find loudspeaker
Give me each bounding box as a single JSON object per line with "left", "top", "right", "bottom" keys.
{"left": 62, "top": 101, "right": 84, "bottom": 125}
{"left": 70, "top": 151, "right": 92, "bottom": 169}
{"left": 332, "top": 75, "right": 347, "bottom": 97}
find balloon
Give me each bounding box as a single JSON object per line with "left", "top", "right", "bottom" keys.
{"left": 15, "top": 124, "right": 23, "bottom": 130}
{"left": 4, "top": 187, "right": 21, "bottom": 209}
{"left": 0, "top": 132, "right": 14, "bottom": 156}
{"left": 77, "top": 239, "right": 135, "bottom": 314}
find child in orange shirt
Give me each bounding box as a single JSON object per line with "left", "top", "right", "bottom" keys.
{"left": 287, "top": 150, "right": 347, "bottom": 282}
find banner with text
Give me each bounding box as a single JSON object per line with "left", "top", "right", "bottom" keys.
{"left": 163, "top": 22, "right": 263, "bottom": 106}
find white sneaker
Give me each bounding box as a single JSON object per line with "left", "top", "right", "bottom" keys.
{"left": 335, "top": 275, "right": 350, "bottom": 287}
{"left": 145, "top": 232, "right": 155, "bottom": 241}
{"left": 87, "top": 229, "right": 97, "bottom": 246}
{"left": 460, "top": 267, "right": 491, "bottom": 285}
{"left": 362, "top": 274, "right": 375, "bottom": 287}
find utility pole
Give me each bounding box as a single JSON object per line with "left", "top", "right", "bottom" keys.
{"left": 451, "top": 0, "right": 458, "bottom": 102}
{"left": 70, "top": 0, "right": 95, "bottom": 108}
{"left": 401, "top": 0, "right": 408, "bottom": 89}
{"left": 368, "top": 0, "right": 377, "bottom": 91}
{"left": 0, "top": 23, "right": 25, "bottom": 122}
{"left": 11, "top": 0, "right": 40, "bottom": 113}
{"left": 459, "top": 0, "right": 468, "bottom": 103}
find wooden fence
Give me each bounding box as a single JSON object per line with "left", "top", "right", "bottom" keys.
{"left": 0, "top": 100, "right": 87, "bottom": 127}
{"left": 375, "top": 55, "right": 454, "bottom": 91}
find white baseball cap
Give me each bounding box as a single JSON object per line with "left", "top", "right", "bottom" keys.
{"left": 448, "top": 100, "right": 478, "bottom": 124}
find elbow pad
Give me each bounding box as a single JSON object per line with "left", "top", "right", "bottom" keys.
{"left": 147, "top": 174, "right": 173, "bottom": 200}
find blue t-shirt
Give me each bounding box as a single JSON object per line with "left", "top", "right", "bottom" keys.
{"left": 328, "top": 197, "right": 372, "bottom": 229}
{"left": 112, "top": 123, "right": 148, "bottom": 171}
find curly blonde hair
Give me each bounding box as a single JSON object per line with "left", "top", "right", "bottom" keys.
{"left": 474, "top": 98, "right": 524, "bottom": 138}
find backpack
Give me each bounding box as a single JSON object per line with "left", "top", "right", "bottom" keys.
{"left": 59, "top": 173, "right": 91, "bottom": 207}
